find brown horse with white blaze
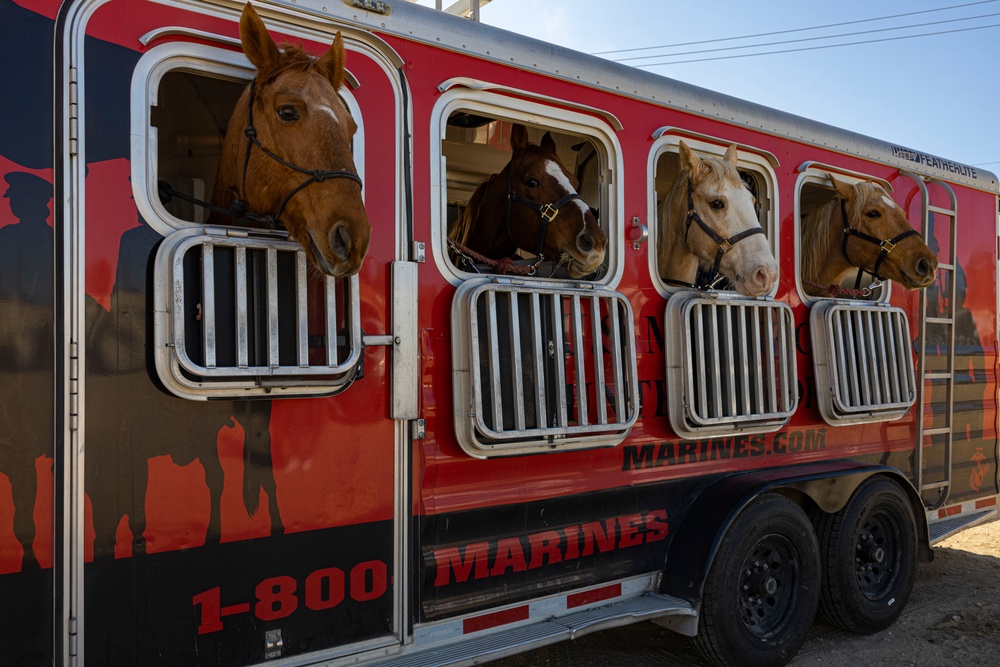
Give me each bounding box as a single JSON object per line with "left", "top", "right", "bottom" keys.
{"left": 658, "top": 141, "right": 777, "bottom": 296}
{"left": 449, "top": 124, "right": 606, "bottom": 279}
{"left": 211, "top": 3, "right": 371, "bottom": 276}
{"left": 801, "top": 174, "right": 937, "bottom": 297}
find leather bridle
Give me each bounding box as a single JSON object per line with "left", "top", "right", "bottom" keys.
{"left": 236, "top": 78, "right": 363, "bottom": 229}
{"left": 840, "top": 199, "right": 919, "bottom": 286}
{"left": 504, "top": 167, "right": 586, "bottom": 257}
{"left": 669, "top": 181, "right": 766, "bottom": 290}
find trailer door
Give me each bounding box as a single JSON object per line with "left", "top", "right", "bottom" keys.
{"left": 66, "top": 1, "right": 409, "bottom": 664}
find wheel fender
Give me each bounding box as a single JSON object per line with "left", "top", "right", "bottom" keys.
{"left": 659, "top": 462, "right": 931, "bottom": 608}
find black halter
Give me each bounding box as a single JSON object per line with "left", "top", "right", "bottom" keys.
{"left": 236, "top": 78, "right": 363, "bottom": 229}
{"left": 676, "top": 180, "right": 766, "bottom": 289}
{"left": 504, "top": 167, "right": 586, "bottom": 257}
{"left": 840, "top": 199, "right": 920, "bottom": 285}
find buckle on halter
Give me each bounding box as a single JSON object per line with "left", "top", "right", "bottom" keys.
{"left": 718, "top": 239, "right": 733, "bottom": 254}
{"left": 539, "top": 204, "right": 559, "bottom": 223}
{"left": 879, "top": 239, "right": 897, "bottom": 253}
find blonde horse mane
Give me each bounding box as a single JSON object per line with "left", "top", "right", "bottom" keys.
{"left": 800, "top": 197, "right": 839, "bottom": 283}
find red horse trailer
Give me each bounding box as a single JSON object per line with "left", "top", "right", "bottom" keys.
{"left": 0, "top": 1, "right": 997, "bottom": 665}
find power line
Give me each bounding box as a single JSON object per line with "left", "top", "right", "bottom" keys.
{"left": 630, "top": 21, "right": 1000, "bottom": 67}
{"left": 592, "top": 0, "right": 998, "bottom": 56}
{"left": 614, "top": 10, "right": 1000, "bottom": 63}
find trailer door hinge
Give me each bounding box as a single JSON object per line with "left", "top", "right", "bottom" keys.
{"left": 68, "top": 615, "right": 78, "bottom": 658}
{"left": 68, "top": 67, "right": 79, "bottom": 157}
{"left": 69, "top": 340, "right": 80, "bottom": 431}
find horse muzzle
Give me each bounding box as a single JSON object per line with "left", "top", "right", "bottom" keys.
{"left": 307, "top": 221, "right": 371, "bottom": 277}
{"left": 901, "top": 254, "right": 938, "bottom": 289}
{"left": 728, "top": 260, "right": 777, "bottom": 297}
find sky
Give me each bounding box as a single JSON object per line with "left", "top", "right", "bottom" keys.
{"left": 413, "top": 0, "right": 1000, "bottom": 174}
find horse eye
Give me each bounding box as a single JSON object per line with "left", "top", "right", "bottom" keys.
{"left": 709, "top": 199, "right": 725, "bottom": 210}
{"left": 526, "top": 178, "right": 540, "bottom": 188}
{"left": 277, "top": 105, "right": 299, "bottom": 122}
{"left": 866, "top": 210, "right": 881, "bottom": 219}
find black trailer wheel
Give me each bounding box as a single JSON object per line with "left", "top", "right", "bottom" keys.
{"left": 693, "top": 494, "right": 820, "bottom": 667}
{"left": 815, "top": 476, "right": 917, "bottom": 634}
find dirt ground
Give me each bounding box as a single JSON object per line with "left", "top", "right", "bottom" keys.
{"left": 492, "top": 517, "right": 1000, "bottom": 667}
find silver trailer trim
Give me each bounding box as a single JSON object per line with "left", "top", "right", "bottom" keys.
{"left": 665, "top": 292, "right": 798, "bottom": 438}
{"left": 153, "top": 227, "right": 363, "bottom": 399}
{"left": 810, "top": 301, "right": 917, "bottom": 425}
{"left": 452, "top": 278, "right": 639, "bottom": 457}
{"left": 269, "top": 0, "right": 998, "bottom": 192}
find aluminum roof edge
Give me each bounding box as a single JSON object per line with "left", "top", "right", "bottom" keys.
{"left": 260, "top": 0, "right": 997, "bottom": 193}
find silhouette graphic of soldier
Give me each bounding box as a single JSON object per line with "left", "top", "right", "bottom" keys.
{"left": 0, "top": 171, "right": 55, "bottom": 572}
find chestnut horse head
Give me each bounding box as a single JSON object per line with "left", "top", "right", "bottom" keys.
{"left": 449, "top": 124, "right": 606, "bottom": 279}
{"left": 657, "top": 141, "right": 777, "bottom": 296}
{"left": 801, "top": 174, "right": 937, "bottom": 296}
{"left": 211, "top": 3, "right": 370, "bottom": 276}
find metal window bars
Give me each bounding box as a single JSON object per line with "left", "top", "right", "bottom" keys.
{"left": 452, "top": 278, "right": 639, "bottom": 457}
{"left": 810, "top": 300, "right": 916, "bottom": 424}
{"left": 154, "top": 227, "right": 362, "bottom": 399}
{"left": 665, "top": 292, "right": 798, "bottom": 438}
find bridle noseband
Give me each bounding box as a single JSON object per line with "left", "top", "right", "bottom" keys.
{"left": 676, "top": 180, "right": 765, "bottom": 290}
{"left": 840, "top": 199, "right": 919, "bottom": 286}
{"left": 504, "top": 167, "right": 586, "bottom": 257}
{"left": 237, "top": 78, "right": 363, "bottom": 229}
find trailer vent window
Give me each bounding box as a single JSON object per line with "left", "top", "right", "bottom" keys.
{"left": 452, "top": 279, "right": 639, "bottom": 457}
{"left": 665, "top": 293, "right": 798, "bottom": 437}
{"left": 810, "top": 301, "right": 916, "bottom": 425}
{"left": 153, "top": 228, "right": 362, "bottom": 399}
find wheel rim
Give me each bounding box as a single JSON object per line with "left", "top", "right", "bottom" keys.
{"left": 737, "top": 535, "right": 799, "bottom": 640}
{"left": 854, "top": 509, "right": 901, "bottom": 600}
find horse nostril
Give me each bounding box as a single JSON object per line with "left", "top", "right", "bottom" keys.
{"left": 916, "top": 257, "right": 932, "bottom": 277}
{"left": 329, "top": 223, "right": 351, "bottom": 262}
{"left": 752, "top": 264, "right": 777, "bottom": 292}
{"left": 577, "top": 232, "right": 594, "bottom": 254}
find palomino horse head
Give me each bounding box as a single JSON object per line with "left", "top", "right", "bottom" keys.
{"left": 451, "top": 124, "right": 606, "bottom": 279}
{"left": 210, "top": 3, "right": 370, "bottom": 276}
{"left": 801, "top": 175, "right": 937, "bottom": 296}
{"left": 658, "top": 141, "right": 777, "bottom": 296}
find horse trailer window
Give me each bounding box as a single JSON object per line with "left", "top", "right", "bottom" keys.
{"left": 153, "top": 70, "right": 246, "bottom": 223}
{"left": 133, "top": 45, "right": 367, "bottom": 399}
{"left": 429, "top": 85, "right": 622, "bottom": 286}
{"left": 443, "top": 116, "right": 609, "bottom": 281}
{"left": 809, "top": 301, "right": 916, "bottom": 425}
{"left": 796, "top": 175, "right": 888, "bottom": 303}
{"left": 664, "top": 292, "right": 798, "bottom": 438}
{"left": 650, "top": 137, "right": 778, "bottom": 297}
{"left": 451, "top": 278, "right": 640, "bottom": 457}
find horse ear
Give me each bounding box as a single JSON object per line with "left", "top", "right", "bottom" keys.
{"left": 240, "top": 3, "right": 280, "bottom": 74}
{"left": 510, "top": 124, "right": 528, "bottom": 155}
{"left": 679, "top": 140, "right": 706, "bottom": 184}
{"left": 723, "top": 144, "right": 739, "bottom": 167}
{"left": 318, "top": 32, "right": 347, "bottom": 90}
{"left": 541, "top": 131, "right": 557, "bottom": 154}
{"left": 828, "top": 173, "right": 854, "bottom": 201}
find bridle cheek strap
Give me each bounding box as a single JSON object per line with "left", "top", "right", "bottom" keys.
{"left": 238, "top": 78, "right": 363, "bottom": 229}
{"left": 840, "top": 199, "right": 920, "bottom": 282}
{"left": 505, "top": 168, "right": 585, "bottom": 257}
{"left": 685, "top": 182, "right": 765, "bottom": 287}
